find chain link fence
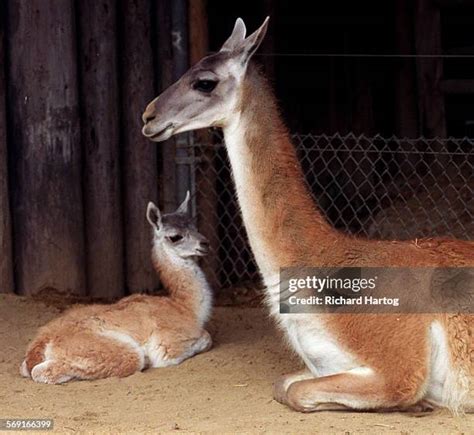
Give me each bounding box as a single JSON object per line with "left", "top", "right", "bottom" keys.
{"left": 183, "top": 132, "right": 474, "bottom": 289}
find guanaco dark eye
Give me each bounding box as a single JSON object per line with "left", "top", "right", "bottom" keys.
{"left": 168, "top": 234, "right": 183, "bottom": 243}
{"left": 193, "top": 79, "right": 218, "bottom": 93}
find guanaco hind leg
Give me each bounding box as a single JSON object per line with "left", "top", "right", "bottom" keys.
{"left": 277, "top": 371, "right": 397, "bottom": 412}
{"left": 149, "top": 330, "right": 212, "bottom": 368}
{"left": 194, "top": 329, "right": 212, "bottom": 353}
{"left": 273, "top": 369, "right": 314, "bottom": 404}
{"left": 27, "top": 333, "right": 144, "bottom": 384}
{"left": 30, "top": 360, "right": 76, "bottom": 384}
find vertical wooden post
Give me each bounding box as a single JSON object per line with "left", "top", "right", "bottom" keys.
{"left": 171, "top": 0, "right": 192, "bottom": 205}
{"left": 189, "top": 0, "right": 221, "bottom": 289}
{"left": 157, "top": 0, "right": 191, "bottom": 213}
{"left": 188, "top": 0, "right": 208, "bottom": 67}
{"left": 415, "top": 0, "right": 447, "bottom": 138}
{"left": 0, "top": 4, "right": 14, "bottom": 294}
{"left": 121, "top": 0, "right": 159, "bottom": 293}
{"left": 7, "top": 0, "right": 85, "bottom": 296}
{"left": 156, "top": 0, "right": 176, "bottom": 213}
{"left": 78, "top": 0, "right": 124, "bottom": 299}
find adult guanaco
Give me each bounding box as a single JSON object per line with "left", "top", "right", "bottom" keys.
{"left": 142, "top": 18, "right": 473, "bottom": 412}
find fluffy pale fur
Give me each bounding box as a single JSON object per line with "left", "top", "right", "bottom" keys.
{"left": 142, "top": 18, "right": 473, "bottom": 412}
{"left": 21, "top": 203, "right": 213, "bottom": 384}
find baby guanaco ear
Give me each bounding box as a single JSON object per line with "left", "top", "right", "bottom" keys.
{"left": 234, "top": 16, "right": 269, "bottom": 66}
{"left": 146, "top": 202, "right": 162, "bottom": 230}
{"left": 175, "top": 190, "right": 191, "bottom": 215}
{"left": 220, "top": 18, "right": 247, "bottom": 52}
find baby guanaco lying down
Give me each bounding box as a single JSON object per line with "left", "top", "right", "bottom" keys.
{"left": 20, "top": 193, "right": 213, "bottom": 384}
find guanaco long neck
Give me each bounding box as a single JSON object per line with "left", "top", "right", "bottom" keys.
{"left": 151, "top": 243, "right": 212, "bottom": 327}
{"left": 223, "top": 65, "right": 342, "bottom": 283}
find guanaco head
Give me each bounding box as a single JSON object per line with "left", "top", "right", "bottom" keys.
{"left": 142, "top": 17, "right": 269, "bottom": 141}
{"left": 146, "top": 192, "right": 209, "bottom": 258}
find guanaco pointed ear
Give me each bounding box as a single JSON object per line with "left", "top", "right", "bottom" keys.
{"left": 146, "top": 202, "right": 162, "bottom": 230}
{"left": 235, "top": 16, "right": 269, "bottom": 66}
{"left": 220, "top": 18, "right": 247, "bottom": 52}
{"left": 175, "top": 191, "right": 191, "bottom": 215}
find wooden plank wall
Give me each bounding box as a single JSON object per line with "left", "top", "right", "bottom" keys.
{"left": 0, "top": 0, "right": 452, "bottom": 296}
{"left": 0, "top": 1, "right": 14, "bottom": 294}
{"left": 79, "top": 0, "right": 124, "bottom": 299}
{"left": 8, "top": 0, "right": 86, "bottom": 296}
{"left": 121, "top": 0, "right": 159, "bottom": 293}
{"left": 190, "top": 0, "right": 220, "bottom": 290}
{"left": 0, "top": 0, "right": 204, "bottom": 297}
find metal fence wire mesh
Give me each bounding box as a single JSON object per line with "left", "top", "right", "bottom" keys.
{"left": 184, "top": 132, "right": 474, "bottom": 288}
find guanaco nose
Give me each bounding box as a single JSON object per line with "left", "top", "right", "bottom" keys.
{"left": 142, "top": 103, "right": 157, "bottom": 124}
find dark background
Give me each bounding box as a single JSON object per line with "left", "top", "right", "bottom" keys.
{"left": 0, "top": 0, "right": 472, "bottom": 299}
{"left": 208, "top": 0, "right": 474, "bottom": 136}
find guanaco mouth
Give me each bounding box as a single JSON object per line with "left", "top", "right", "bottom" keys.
{"left": 143, "top": 123, "right": 174, "bottom": 141}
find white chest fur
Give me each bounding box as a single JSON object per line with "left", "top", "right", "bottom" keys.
{"left": 280, "top": 314, "right": 360, "bottom": 377}
{"left": 263, "top": 272, "right": 359, "bottom": 377}
{"left": 223, "top": 123, "right": 280, "bottom": 278}
{"left": 225, "top": 122, "right": 360, "bottom": 378}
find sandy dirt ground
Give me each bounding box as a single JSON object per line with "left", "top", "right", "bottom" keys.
{"left": 0, "top": 294, "right": 472, "bottom": 434}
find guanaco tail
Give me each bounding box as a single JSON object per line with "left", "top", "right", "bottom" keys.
{"left": 21, "top": 193, "right": 213, "bottom": 384}
{"left": 142, "top": 17, "right": 473, "bottom": 413}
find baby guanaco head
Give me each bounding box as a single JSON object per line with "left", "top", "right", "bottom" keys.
{"left": 146, "top": 191, "right": 210, "bottom": 258}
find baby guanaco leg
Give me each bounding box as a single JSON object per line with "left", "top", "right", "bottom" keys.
{"left": 150, "top": 329, "right": 212, "bottom": 368}
{"left": 30, "top": 333, "right": 144, "bottom": 384}
{"left": 194, "top": 329, "right": 212, "bottom": 353}
{"left": 30, "top": 360, "right": 75, "bottom": 384}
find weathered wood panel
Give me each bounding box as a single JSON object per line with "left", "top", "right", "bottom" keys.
{"left": 171, "top": 0, "right": 192, "bottom": 207}
{"left": 121, "top": 0, "right": 159, "bottom": 293}
{"left": 78, "top": 0, "right": 124, "bottom": 299}
{"left": 156, "top": 0, "right": 177, "bottom": 213}
{"left": 0, "top": 5, "right": 14, "bottom": 294}
{"left": 189, "top": 0, "right": 220, "bottom": 289}
{"left": 7, "top": 0, "right": 86, "bottom": 296}
{"left": 189, "top": 0, "right": 208, "bottom": 68}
